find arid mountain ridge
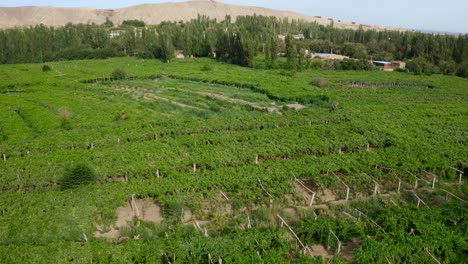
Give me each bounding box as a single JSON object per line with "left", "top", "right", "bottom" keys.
{"left": 0, "top": 0, "right": 403, "bottom": 31}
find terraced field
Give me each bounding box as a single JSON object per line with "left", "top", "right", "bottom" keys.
{"left": 0, "top": 57, "right": 466, "bottom": 263}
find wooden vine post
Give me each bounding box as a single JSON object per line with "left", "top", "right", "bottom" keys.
{"left": 441, "top": 189, "right": 465, "bottom": 202}
{"left": 311, "top": 209, "right": 318, "bottom": 220}
{"left": 373, "top": 180, "right": 380, "bottom": 196}
{"left": 406, "top": 171, "right": 419, "bottom": 189}
{"left": 360, "top": 172, "right": 380, "bottom": 196}
{"left": 193, "top": 163, "right": 197, "bottom": 172}
{"left": 293, "top": 175, "right": 316, "bottom": 206}
{"left": 257, "top": 178, "right": 274, "bottom": 204}
{"left": 424, "top": 247, "right": 441, "bottom": 264}
{"left": 397, "top": 177, "right": 402, "bottom": 193}
{"left": 156, "top": 169, "right": 160, "bottom": 178}
{"left": 214, "top": 185, "right": 230, "bottom": 201}
{"left": 329, "top": 229, "right": 341, "bottom": 254}
{"left": 277, "top": 214, "right": 312, "bottom": 255}
{"left": 449, "top": 166, "right": 464, "bottom": 185}
{"left": 2, "top": 154, "right": 6, "bottom": 161}
{"left": 131, "top": 194, "right": 140, "bottom": 217}
{"left": 413, "top": 193, "right": 430, "bottom": 208}
{"left": 355, "top": 208, "right": 387, "bottom": 234}
{"left": 255, "top": 154, "right": 259, "bottom": 165}
{"left": 328, "top": 170, "right": 350, "bottom": 201}
{"left": 424, "top": 171, "right": 438, "bottom": 189}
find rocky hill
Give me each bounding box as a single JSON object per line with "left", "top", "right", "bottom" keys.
{"left": 0, "top": 0, "right": 400, "bottom": 31}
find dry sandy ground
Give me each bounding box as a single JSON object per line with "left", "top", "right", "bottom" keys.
{"left": 0, "top": 0, "right": 404, "bottom": 31}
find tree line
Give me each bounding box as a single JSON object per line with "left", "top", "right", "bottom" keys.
{"left": 0, "top": 15, "right": 466, "bottom": 77}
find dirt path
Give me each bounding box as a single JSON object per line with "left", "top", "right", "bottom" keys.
{"left": 200, "top": 92, "right": 278, "bottom": 112}
{"left": 114, "top": 85, "right": 204, "bottom": 111}
{"left": 94, "top": 198, "right": 164, "bottom": 241}
{"left": 201, "top": 92, "right": 306, "bottom": 113}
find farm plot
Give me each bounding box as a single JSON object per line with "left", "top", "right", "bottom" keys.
{"left": 0, "top": 57, "right": 466, "bottom": 263}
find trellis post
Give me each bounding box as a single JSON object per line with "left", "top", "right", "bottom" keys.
{"left": 449, "top": 167, "right": 464, "bottom": 185}
{"left": 328, "top": 170, "right": 350, "bottom": 201}
{"left": 293, "top": 175, "right": 316, "bottom": 206}
{"left": 131, "top": 194, "right": 140, "bottom": 217}
{"left": 277, "top": 214, "right": 312, "bottom": 255}
{"left": 424, "top": 247, "right": 441, "bottom": 264}
{"left": 329, "top": 229, "right": 341, "bottom": 254}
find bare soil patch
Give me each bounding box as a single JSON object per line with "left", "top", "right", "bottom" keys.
{"left": 293, "top": 181, "right": 314, "bottom": 206}
{"left": 319, "top": 188, "right": 337, "bottom": 202}
{"left": 308, "top": 244, "right": 333, "bottom": 258}
{"left": 94, "top": 198, "right": 164, "bottom": 240}
{"left": 341, "top": 237, "right": 361, "bottom": 261}
{"left": 287, "top": 103, "right": 306, "bottom": 111}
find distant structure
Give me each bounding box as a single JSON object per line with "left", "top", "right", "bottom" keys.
{"left": 174, "top": 50, "right": 186, "bottom": 59}
{"left": 293, "top": 34, "right": 305, "bottom": 40}
{"left": 277, "top": 34, "right": 305, "bottom": 41}
{"left": 372, "top": 60, "right": 406, "bottom": 71}
{"left": 109, "top": 29, "right": 125, "bottom": 39}
{"left": 311, "top": 53, "right": 349, "bottom": 60}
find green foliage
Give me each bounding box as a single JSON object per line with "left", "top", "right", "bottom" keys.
{"left": 341, "top": 42, "right": 368, "bottom": 59}
{"left": 312, "top": 77, "right": 326, "bottom": 87}
{"left": 122, "top": 19, "right": 145, "bottom": 27}
{"left": 158, "top": 33, "right": 174, "bottom": 63}
{"left": 0, "top": 55, "right": 466, "bottom": 262}
{"left": 59, "top": 163, "right": 96, "bottom": 190}
{"left": 111, "top": 68, "right": 127, "bottom": 79}
{"left": 163, "top": 200, "right": 184, "bottom": 222}
{"left": 407, "top": 57, "right": 438, "bottom": 75}
{"left": 286, "top": 34, "right": 298, "bottom": 70}
{"left": 325, "top": 59, "right": 374, "bottom": 71}
{"left": 0, "top": 15, "right": 466, "bottom": 78}
{"left": 201, "top": 64, "right": 213, "bottom": 71}
{"left": 42, "top": 65, "right": 51, "bottom": 72}
{"left": 103, "top": 17, "right": 114, "bottom": 27}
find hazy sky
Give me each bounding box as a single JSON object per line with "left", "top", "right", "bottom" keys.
{"left": 1, "top": 0, "right": 467, "bottom": 33}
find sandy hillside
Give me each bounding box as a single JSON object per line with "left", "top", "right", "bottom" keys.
{"left": 0, "top": 0, "right": 402, "bottom": 31}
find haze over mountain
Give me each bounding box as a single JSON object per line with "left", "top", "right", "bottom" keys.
{"left": 0, "top": 0, "right": 401, "bottom": 31}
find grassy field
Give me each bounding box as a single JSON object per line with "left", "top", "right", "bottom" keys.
{"left": 0, "top": 57, "right": 467, "bottom": 263}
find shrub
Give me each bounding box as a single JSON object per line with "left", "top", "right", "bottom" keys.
{"left": 122, "top": 19, "right": 145, "bottom": 27}
{"left": 111, "top": 69, "right": 128, "bottom": 79}
{"left": 58, "top": 107, "right": 72, "bottom": 129}
{"left": 201, "top": 64, "right": 213, "bottom": 71}
{"left": 163, "top": 200, "right": 183, "bottom": 222}
{"left": 312, "top": 77, "right": 326, "bottom": 88}
{"left": 59, "top": 163, "right": 97, "bottom": 190}
{"left": 407, "top": 57, "right": 438, "bottom": 75}
{"left": 42, "top": 65, "right": 52, "bottom": 72}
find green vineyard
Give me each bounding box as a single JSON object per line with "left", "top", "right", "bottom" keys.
{"left": 0, "top": 57, "right": 466, "bottom": 263}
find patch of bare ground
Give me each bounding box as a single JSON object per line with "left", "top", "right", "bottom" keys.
{"left": 94, "top": 198, "right": 164, "bottom": 240}
{"left": 200, "top": 92, "right": 306, "bottom": 113}
{"left": 283, "top": 207, "right": 296, "bottom": 217}
{"left": 286, "top": 180, "right": 313, "bottom": 206}
{"left": 114, "top": 85, "right": 203, "bottom": 110}
{"left": 201, "top": 92, "right": 278, "bottom": 112}
{"left": 306, "top": 244, "right": 333, "bottom": 258}
{"left": 319, "top": 188, "right": 337, "bottom": 202}
{"left": 197, "top": 198, "right": 234, "bottom": 220}
{"left": 286, "top": 103, "right": 306, "bottom": 111}
{"left": 341, "top": 237, "right": 361, "bottom": 261}
{"left": 183, "top": 209, "right": 193, "bottom": 223}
